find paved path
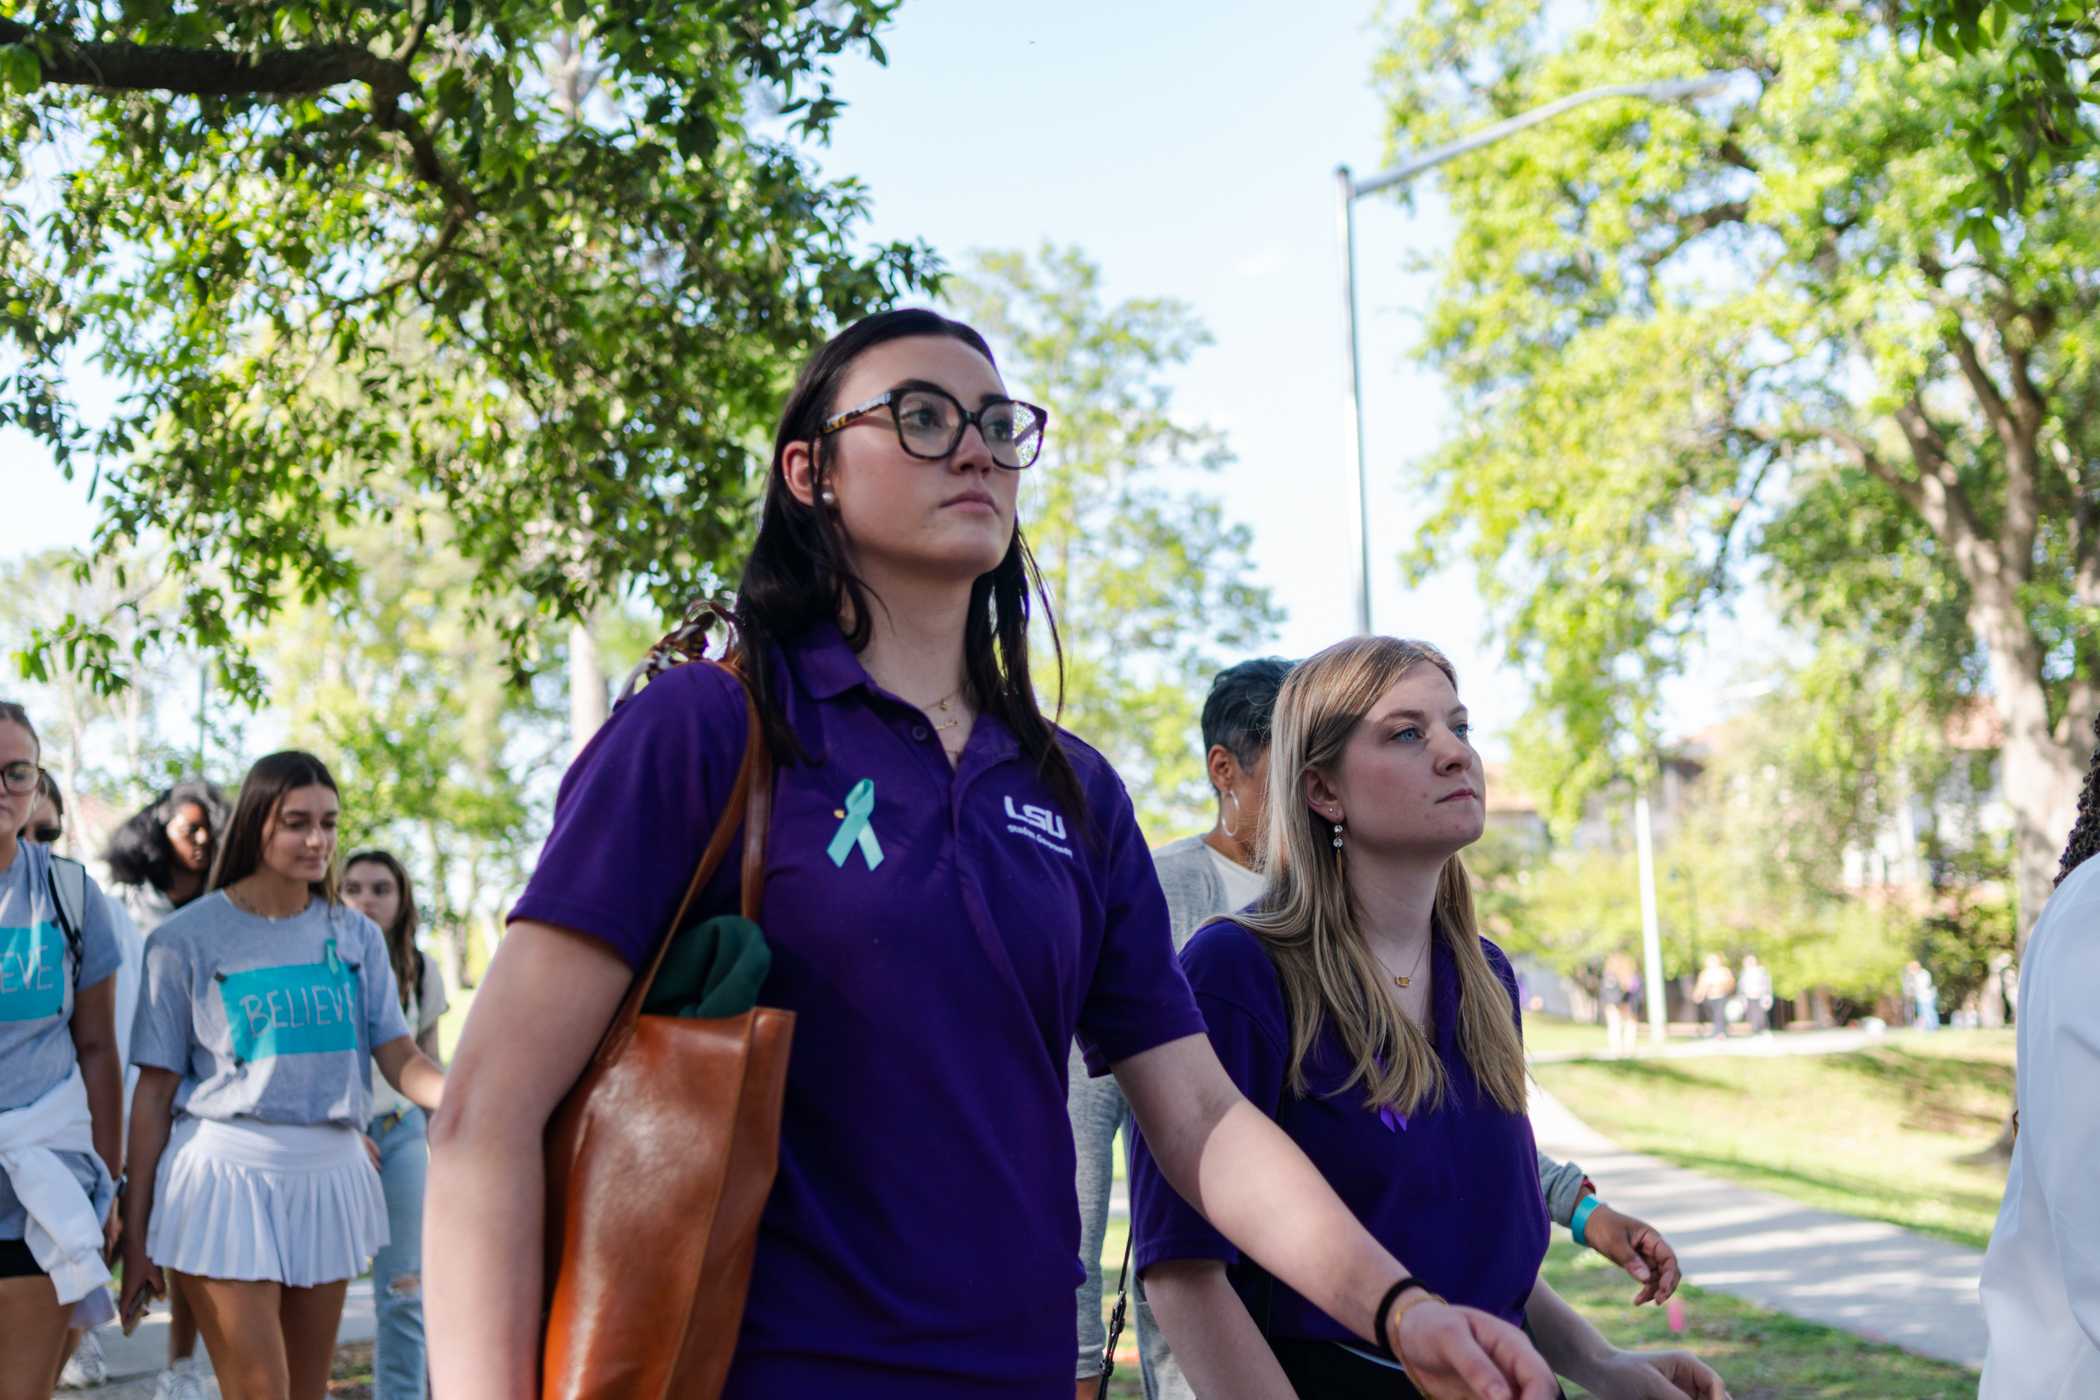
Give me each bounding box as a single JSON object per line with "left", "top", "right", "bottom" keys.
{"left": 1529, "top": 1079, "right": 1988, "bottom": 1370}
{"left": 1529, "top": 1025, "right": 1887, "bottom": 1064}
{"left": 66, "top": 1281, "right": 374, "bottom": 1395}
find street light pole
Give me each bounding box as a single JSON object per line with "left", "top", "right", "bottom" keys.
{"left": 1334, "top": 73, "right": 1733, "bottom": 636}
{"left": 1335, "top": 165, "right": 1373, "bottom": 636}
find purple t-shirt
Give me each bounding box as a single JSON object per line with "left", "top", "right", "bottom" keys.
{"left": 510, "top": 624, "right": 1205, "bottom": 1397}
{"left": 1131, "top": 919, "right": 1547, "bottom": 1339}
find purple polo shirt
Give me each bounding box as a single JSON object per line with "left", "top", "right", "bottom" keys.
{"left": 511, "top": 623, "right": 1205, "bottom": 1397}
{"left": 1130, "top": 919, "right": 1547, "bottom": 1339}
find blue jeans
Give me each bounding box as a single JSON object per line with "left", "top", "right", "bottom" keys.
{"left": 368, "top": 1106, "right": 429, "bottom": 1400}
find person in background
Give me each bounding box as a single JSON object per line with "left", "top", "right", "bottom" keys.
{"left": 1599, "top": 953, "right": 1639, "bottom": 1057}
{"left": 1736, "top": 956, "right": 1773, "bottom": 1037}
{"left": 122, "top": 751, "right": 445, "bottom": 1400}
{"left": 0, "top": 702, "right": 124, "bottom": 1400}
{"left": 1905, "top": 961, "right": 1940, "bottom": 1031}
{"left": 1691, "top": 956, "right": 1734, "bottom": 1040}
{"left": 1129, "top": 640, "right": 1721, "bottom": 1399}
{"left": 21, "top": 770, "right": 63, "bottom": 846}
{"left": 1075, "top": 661, "right": 1685, "bottom": 1400}
{"left": 1979, "top": 713, "right": 2100, "bottom": 1396}
{"left": 342, "top": 850, "right": 448, "bottom": 1400}
{"left": 100, "top": 779, "right": 230, "bottom": 1400}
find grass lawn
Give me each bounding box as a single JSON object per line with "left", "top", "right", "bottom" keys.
{"left": 1533, "top": 1029, "right": 2013, "bottom": 1248}
{"left": 1546, "top": 1241, "right": 1978, "bottom": 1398}
{"left": 1088, "top": 1240, "right": 1977, "bottom": 1397}
{"left": 1524, "top": 1013, "right": 1613, "bottom": 1057}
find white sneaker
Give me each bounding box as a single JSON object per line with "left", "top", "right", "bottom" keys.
{"left": 151, "top": 1356, "right": 212, "bottom": 1400}
{"left": 57, "top": 1328, "right": 109, "bottom": 1388}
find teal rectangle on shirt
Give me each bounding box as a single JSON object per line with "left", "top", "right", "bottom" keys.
{"left": 218, "top": 944, "right": 362, "bottom": 1061}
{"left": 0, "top": 922, "right": 64, "bottom": 1022}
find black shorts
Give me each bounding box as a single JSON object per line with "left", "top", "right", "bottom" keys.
{"left": 0, "top": 1236, "right": 44, "bottom": 1278}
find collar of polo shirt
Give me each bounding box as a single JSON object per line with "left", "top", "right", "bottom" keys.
{"left": 787, "top": 623, "right": 1023, "bottom": 764}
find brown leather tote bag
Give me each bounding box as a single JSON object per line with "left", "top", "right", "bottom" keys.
{"left": 541, "top": 663, "right": 793, "bottom": 1399}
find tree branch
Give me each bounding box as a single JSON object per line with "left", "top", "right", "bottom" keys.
{"left": 0, "top": 19, "right": 405, "bottom": 95}
{"left": 2, "top": 19, "right": 478, "bottom": 217}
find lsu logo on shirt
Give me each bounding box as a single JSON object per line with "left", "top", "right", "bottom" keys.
{"left": 217, "top": 939, "right": 361, "bottom": 1063}
{"left": 1003, "top": 795, "right": 1073, "bottom": 858}
{"left": 0, "top": 922, "right": 64, "bottom": 1022}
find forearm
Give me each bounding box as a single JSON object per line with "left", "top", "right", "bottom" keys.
{"left": 79, "top": 1041, "right": 123, "bottom": 1179}
{"left": 1146, "top": 1260, "right": 1297, "bottom": 1399}
{"left": 377, "top": 1037, "right": 447, "bottom": 1114}
{"left": 398, "top": 1052, "right": 446, "bottom": 1113}
{"left": 1161, "top": 1094, "right": 1405, "bottom": 1344}
{"left": 122, "top": 1088, "right": 175, "bottom": 1249}
{"left": 425, "top": 1107, "right": 551, "bottom": 1397}
{"left": 1523, "top": 1276, "right": 1615, "bottom": 1390}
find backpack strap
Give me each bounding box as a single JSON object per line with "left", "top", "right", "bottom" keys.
{"left": 46, "top": 855, "right": 88, "bottom": 987}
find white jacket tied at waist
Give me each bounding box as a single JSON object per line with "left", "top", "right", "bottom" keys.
{"left": 0, "top": 1066, "right": 114, "bottom": 1308}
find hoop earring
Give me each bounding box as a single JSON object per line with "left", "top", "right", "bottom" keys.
{"left": 1221, "top": 789, "right": 1243, "bottom": 840}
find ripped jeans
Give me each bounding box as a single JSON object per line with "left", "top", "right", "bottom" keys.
{"left": 367, "top": 1106, "right": 428, "bottom": 1400}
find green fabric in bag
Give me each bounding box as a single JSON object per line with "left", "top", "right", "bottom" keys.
{"left": 639, "top": 915, "right": 771, "bottom": 1019}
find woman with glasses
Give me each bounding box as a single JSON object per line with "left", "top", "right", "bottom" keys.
{"left": 100, "top": 779, "right": 230, "bottom": 1400}
{"left": 427, "top": 309, "right": 1559, "bottom": 1400}
{"left": 19, "top": 771, "right": 64, "bottom": 847}
{"left": 0, "top": 702, "right": 125, "bottom": 1399}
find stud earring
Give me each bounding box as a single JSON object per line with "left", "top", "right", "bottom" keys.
{"left": 1331, "top": 820, "right": 1345, "bottom": 851}
{"left": 819, "top": 486, "right": 837, "bottom": 508}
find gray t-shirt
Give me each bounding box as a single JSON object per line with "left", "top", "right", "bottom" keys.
{"left": 0, "top": 841, "right": 123, "bottom": 1239}
{"left": 130, "top": 894, "right": 410, "bottom": 1128}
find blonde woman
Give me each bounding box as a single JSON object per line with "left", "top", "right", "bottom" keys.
{"left": 1131, "top": 638, "right": 1725, "bottom": 1399}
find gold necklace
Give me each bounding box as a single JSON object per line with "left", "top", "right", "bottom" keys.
{"left": 1390, "top": 938, "right": 1430, "bottom": 990}
{"left": 227, "top": 884, "right": 304, "bottom": 921}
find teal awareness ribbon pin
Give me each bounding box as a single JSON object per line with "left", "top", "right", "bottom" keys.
{"left": 826, "top": 779, "right": 884, "bottom": 871}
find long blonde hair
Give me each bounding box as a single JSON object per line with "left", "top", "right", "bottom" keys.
{"left": 1239, "top": 637, "right": 1528, "bottom": 1118}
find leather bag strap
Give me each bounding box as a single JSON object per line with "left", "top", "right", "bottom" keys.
{"left": 595, "top": 659, "right": 771, "bottom": 1063}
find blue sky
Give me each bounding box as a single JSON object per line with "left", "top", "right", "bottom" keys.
{"left": 7, "top": 0, "right": 1774, "bottom": 760}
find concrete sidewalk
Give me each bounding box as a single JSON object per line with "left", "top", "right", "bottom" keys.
{"left": 1529, "top": 1079, "right": 1988, "bottom": 1370}
{"left": 66, "top": 1281, "right": 374, "bottom": 1396}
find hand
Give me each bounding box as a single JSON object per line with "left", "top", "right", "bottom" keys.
{"left": 363, "top": 1133, "right": 382, "bottom": 1170}
{"left": 1582, "top": 1203, "right": 1681, "bottom": 1305}
{"left": 119, "top": 1239, "right": 165, "bottom": 1336}
{"left": 1394, "top": 1298, "right": 1560, "bottom": 1400}
{"left": 1592, "top": 1349, "right": 1728, "bottom": 1400}
{"left": 103, "top": 1199, "right": 123, "bottom": 1264}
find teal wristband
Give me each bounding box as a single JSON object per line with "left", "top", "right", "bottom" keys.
{"left": 1569, "top": 1194, "right": 1603, "bottom": 1249}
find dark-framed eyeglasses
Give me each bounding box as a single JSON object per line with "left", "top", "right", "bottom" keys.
{"left": 817, "top": 384, "right": 1048, "bottom": 470}
{"left": 0, "top": 761, "right": 44, "bottom": 796}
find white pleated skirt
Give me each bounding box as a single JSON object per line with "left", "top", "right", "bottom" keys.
{"left": 147, "top": 1117, "right": 387, "bottom": 1287}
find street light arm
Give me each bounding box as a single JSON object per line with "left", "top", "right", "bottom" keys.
{"left": 1352, "top": 74, "right": 1736, "bottom": 199}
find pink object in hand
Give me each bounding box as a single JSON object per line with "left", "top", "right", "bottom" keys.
{"left": 1666, "top": 1296, "right": 1687, "bottom": 1334}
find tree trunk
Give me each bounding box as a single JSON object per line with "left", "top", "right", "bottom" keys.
{"left": 1969, "top": 587, "right": 2083, "bottom": 949}
{"left": 569, "top": 619, "right": 607, "bottom": 757}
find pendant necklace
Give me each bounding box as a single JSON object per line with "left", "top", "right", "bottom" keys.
{"left": 1390, "top": 938, "right": 1429, "bottom": 990}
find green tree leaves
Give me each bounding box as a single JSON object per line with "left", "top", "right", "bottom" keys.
{"left": 4, "top": 2, "right": 934, "bottom": 704}
{"left": 948, "top": 246, "right": 1282, "bottom": 834}
{"left": 1374, "top": 0, "right": 2097, "bottom": 937}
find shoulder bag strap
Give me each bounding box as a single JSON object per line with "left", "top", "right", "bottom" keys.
{"left": 594, "top": 659, "right": 770, "bottom": 1063}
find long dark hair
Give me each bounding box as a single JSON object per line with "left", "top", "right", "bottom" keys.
{"left": 104, "top": 780, "right": 231, "bottom": 893}
{"left": 730, "top": 308, "right": 1086, "bottom": 821}
{"left": 2058, "top": 710, "right": 2100, "bottom": 887}
{"left": 208, "top": 751, "right": 341, "bottom": 903}
{"left": 345, "top": 849, "right": 421, "bottom": 1013}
